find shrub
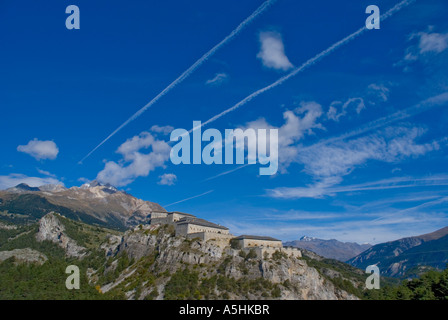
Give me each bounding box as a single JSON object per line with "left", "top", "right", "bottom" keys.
{"left": 230, "top": 239, "right": 241, "bottom": 249}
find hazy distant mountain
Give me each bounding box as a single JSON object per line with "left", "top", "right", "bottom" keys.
{"left": 6, "top": 183, "right": 41, "bottom": 193}
{"left": 0, "top": 180, "right": 165, "bottom": 229}
{"left": 284, "top": 236, "right": 372, "bottom": 262}
{"left": 348, "top": 227, "right": 448, "bottom": 278}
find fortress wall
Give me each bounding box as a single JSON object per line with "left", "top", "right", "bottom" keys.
{"left": 186, "top": 232, "right": 233, "bottom": 242}
{"left": 186, "top": 224, "right": 229, "bottom": 235}
{"left": 238, "top": 238, "right": 283, "bottom": 249}
{"left": 242, "top": 246, "right": 301, "bottom": 259}
{"left": 150, "top": 212, "right": 168, "bottom": 219}
{"left": 282, "top": 247, "right": 302, "bottom": 258}
{"left": 175, "top": 223, "right": 190, "bottom": 236}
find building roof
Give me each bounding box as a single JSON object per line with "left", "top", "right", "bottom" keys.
{"left": 176, "top": 217, "right": 228, "bottom": 230}
{"left": 169, "top": 211, "right": 196, "bottom": 217}
{"left": 235, "top": 235, "right": 281, "bottom": 242}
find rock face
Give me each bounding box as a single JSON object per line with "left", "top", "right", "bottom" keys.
{"left": 0, "top": 222, "right": 17, "bottom": 230}
{"left": 108, "top": 225, "right": 358, "bottom": 300}
{"left": 0, "top": 248, "right": 47, "bottom": 265}
{"left": 35, "top": 212, "right": 87, "bottom": 258}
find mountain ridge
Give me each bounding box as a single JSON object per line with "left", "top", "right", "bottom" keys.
{"left": 0, "top": 181, "right": 165, "bottom": 230}
{"left": 348, "top": 226, "right": 448, "bottom": 278}
{"left": 284, "top": 237, "right": 372, "bottom": 262}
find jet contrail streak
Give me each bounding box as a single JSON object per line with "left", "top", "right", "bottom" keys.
{"left": 202, "top": 164, "right": 251, "bottom": 182}
{"left": 194, "top": 0, "right": 416, "bottom": 133}
{"left": 300, "top": 91, "right": 448, "bottom": 152}
{"left": 164, "top": 189, "right": 214, "bottom": 208}
{"left": 79, "top": 0, "right": 277, "bottom": 164}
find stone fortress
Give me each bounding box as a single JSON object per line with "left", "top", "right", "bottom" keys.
{"left": 149, "top": 211, "right": 301, "bottom": 259}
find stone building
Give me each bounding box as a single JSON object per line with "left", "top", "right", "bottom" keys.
{"left": 234, "top": 235, "right": 283, "bottom": 249}
{"left": 149, "top": 211, "right": 195, "bottom": 225}
{"left": 149, "top": 212, "right": 301, "bottom": 258}
{"left": 234, "top": 235, "right": 301, "bottom": 259}
{"left": 149, "top": 211, "right": 233, "bottom": 241}
{"left": 175, "top": 217, "right": 233, "bottom": 241}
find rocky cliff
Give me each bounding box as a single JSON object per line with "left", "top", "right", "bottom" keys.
{"left": 95, "top": 224, "right": 359, "bottom": 300}
{"left": 1, "top": 213, "right": 365, "bottom": 300}
{"left": 35, "top": 212, "right": 87, "bottom": 258}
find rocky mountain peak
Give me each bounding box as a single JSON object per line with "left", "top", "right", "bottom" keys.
{"left": 7, "top": 183, "right": 41, "bottom": 193}
{"left": 299, "top": 236, "right": 317, "bottom": 242}
{"left": 80, "top": 180, "right": 119, "bottom": 194}
{"left": 81, "top": 179, "right": 102, "bottom": 189}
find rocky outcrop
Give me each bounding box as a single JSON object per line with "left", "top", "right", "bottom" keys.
{"left": 101, "top": 234, "right": 122, "bottom": 257}
{"left": 109, "top": 225, "right": 358, "bottom": 300}
{"left": 0, "top": 248, "right": 47, "bottom": 265}
{"left": 0, "top": 222, "right": 17, "bottom": 230}
{"left": 35, "top": 212, "right": 87, "bottom": 258}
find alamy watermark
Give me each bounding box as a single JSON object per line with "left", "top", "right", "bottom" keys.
{"left": 365, "top": 265, "right": 380, "bottom": 289}
{"left": 169, "top": 121, "right": 278, "bottom": 176}
{"left": 66, "top": 265, "right": 80, "bottom": 290}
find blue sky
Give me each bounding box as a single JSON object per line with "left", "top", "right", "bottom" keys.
{"left": 1, "top": 0, "right": 448, "bottom": 244}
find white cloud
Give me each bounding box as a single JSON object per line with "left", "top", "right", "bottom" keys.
{"left": 308, "top": 127, "right": 436, "bottom": 177}
{"left": 367, "top": 83, "right": 390, "bottom": 103}
{"left": 36, "top": 168, "right": 57, "bottom": 178}
{"left": 96, "top": 131, "right": 171, "bottom": 187}
{"left": 267, "top": 126, "right": 440, "bottom": 199}
{"left": 0, "top": 173, "right": 63, "bottom": 190}
{"left": 326, "top": 84, "right": 388, "bottom": 122}
{"left": 417, "top": 31, "right": 448, "bottom": 54}
{"left": 77, "top": 177, "right": 90, "bottom": 183}
{"left": 396, "top": 30, "right": 448, "bottom": 71}
{"left": 237, "top": 101, "right": 324, "bottom": 171}
{"left": 206, "top": 73, "right": 229, "bottom": 86}
{"left": 257, "top": 31, "right": 293, "bottom": 71}
{"left": 267, "top": 175, "right": 448, "bottom": 200}
{"left": 158, "top": 173, "right": 177, "bottom": 186}
{"left": 150, "top": 125, "right": 174, "bottom": 135}
{"left": 17, "top": 139, "right": 59, "bottom": 160}
{"left": 326, "top": 98, "right": 365, "bottom": 121}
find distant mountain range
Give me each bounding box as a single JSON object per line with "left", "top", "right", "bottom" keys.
{"left": 0, "top": 181, "right": 165, "bottom": 230}
{"left": 284, "top": 236, "right": 372, "bottom": 262}
{"left": 347, "top": 227, "right": 448, "bottom": 278}
{"left": 2, "top": 181, "right": 447, "bottom": 280}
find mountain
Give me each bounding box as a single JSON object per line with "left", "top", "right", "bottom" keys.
{"left": 6, "top": 183, "right": 41, "bottom": 193}
{"left": 0, "top": 181, "right": 165, "bottom": 230}
{"left": 347, "top": 227, "right": 448, "bottom": 278}
{"left": 0, "top": 212, "right": 364, "bottom": 300}
{"left": 284, "top": 236, "right": 372, "bottom": 262}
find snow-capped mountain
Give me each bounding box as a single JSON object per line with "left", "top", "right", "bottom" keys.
{"left": 284, "top": 236, "right": 372, "bottom": 262}
{"left": 0, "top": 181, "right": 165, "bottom": 229}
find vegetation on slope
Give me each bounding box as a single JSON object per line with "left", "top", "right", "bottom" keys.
{"left": 364, "top": 267, "right": 448, "bottom": 300}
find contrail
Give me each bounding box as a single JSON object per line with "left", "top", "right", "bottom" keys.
{"left": 300, "top": 91, "right": 448, "bottom": 152}
{"left": 202, "top": 164, "right": 251, "bottom": 182}
{"left": 79, "top": 0, "right": 277, "bottom": 164}
{"left": 164, "top": 189, "right": 214, "bottom": 208}
{"left": 193, "top": 0, "right": 416, "bottom": 132}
